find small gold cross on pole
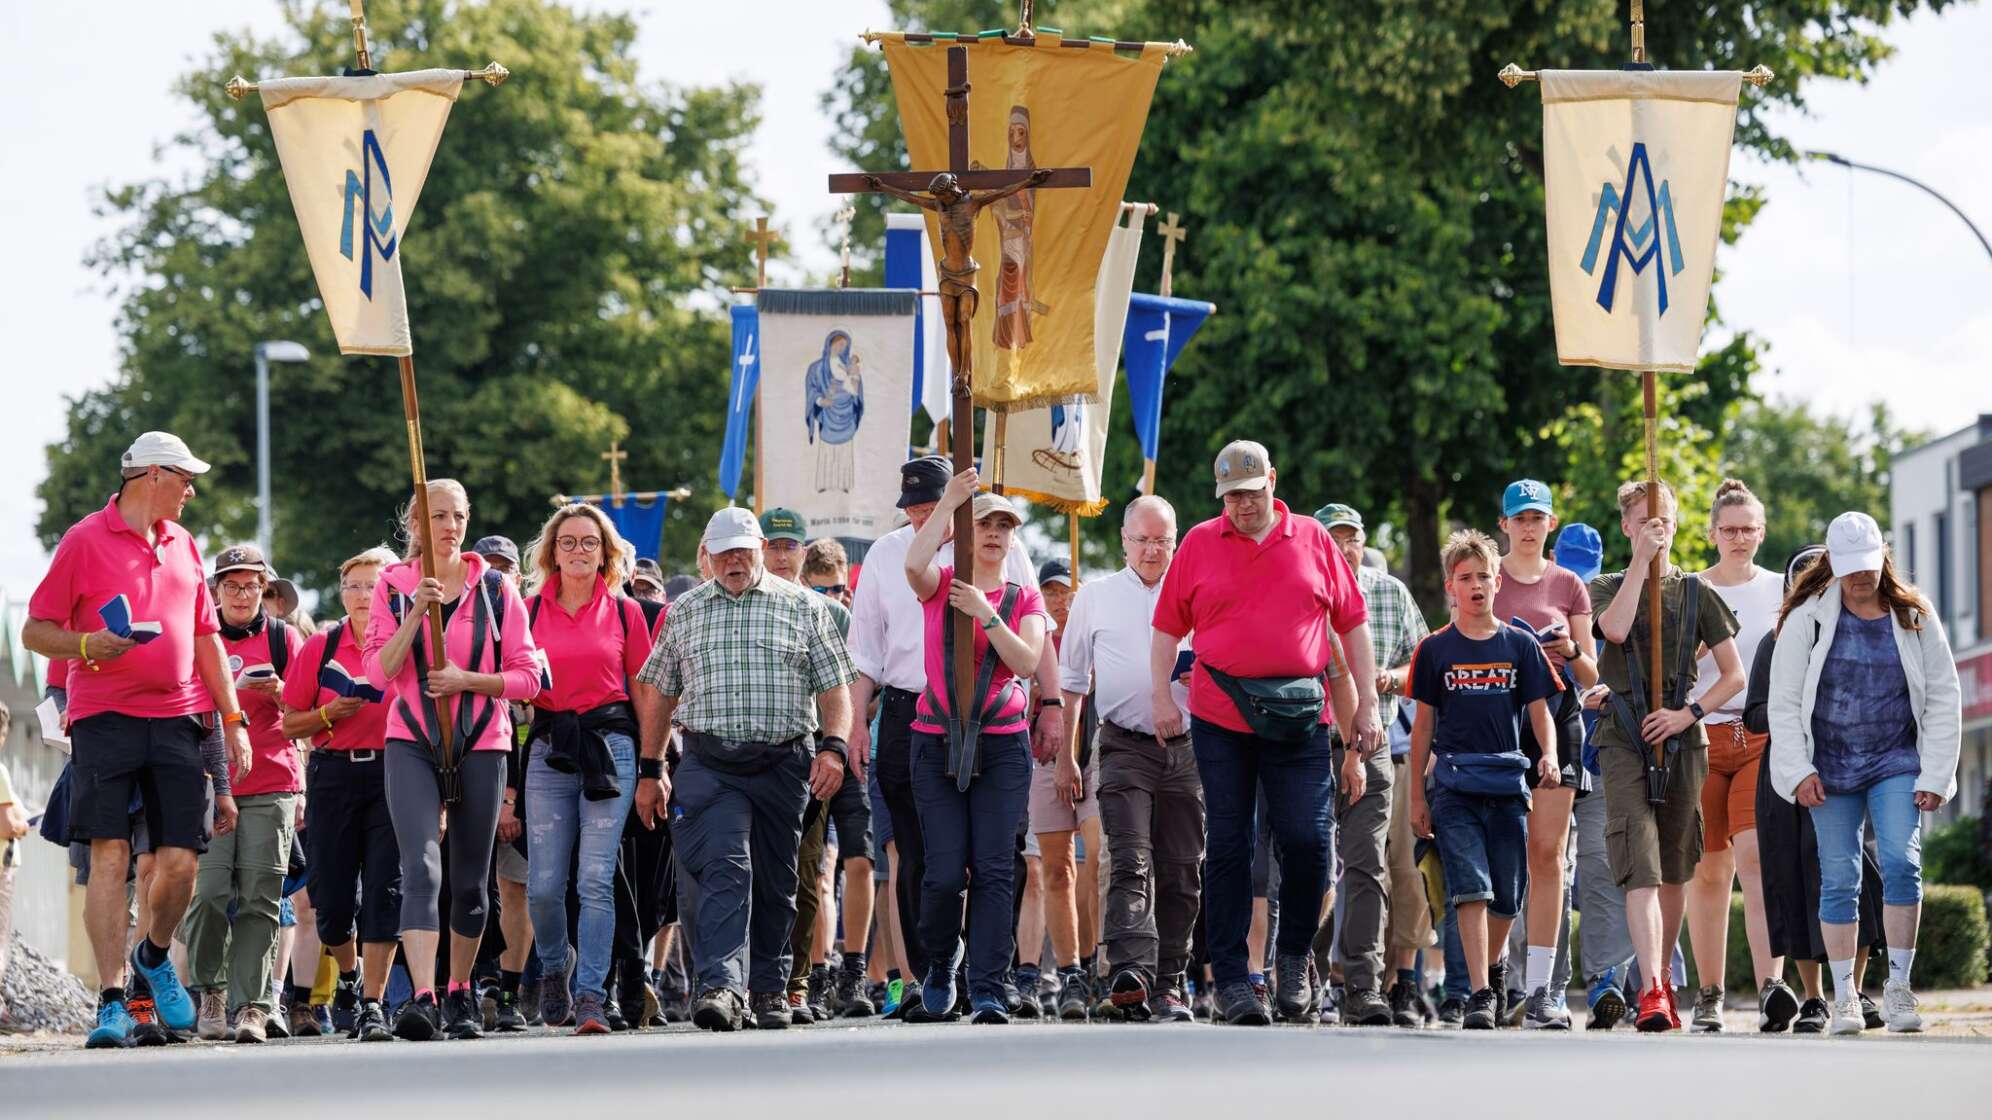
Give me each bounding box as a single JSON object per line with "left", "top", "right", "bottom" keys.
{"left": 745, "top": 217, "right": 780, "bottom": 291}
{"left": 602, "top": 440, "right": 629, "bottom": 508}
{"left": 1157, "top": 211, "right": 1187, "bottom": 299}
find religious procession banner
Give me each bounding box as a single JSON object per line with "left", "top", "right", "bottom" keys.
{"left": 885, "top": 213, "right": 951, "bottom": 428}
{"left": 1122, "top": 293, "right": 1215, "bottom": 465}
{"left": 981, "top": 208, "right": 1145, "bottom": 514}
{"left": 879, "top": 35, "right": 1166, "bottom": 411}
{"left": 1539, "top": 70, "right": 1743, "bottom": 372}
{"left": 599, "top": 496, "right": 667, "bottom": 562}
{"left": 757, "top": 290, "right": 918, "bottom": 540}
{"left": 260, "top": 70, "right": 464, "bottom": 357}
{"left": 718, "top": 304, "right": 759, "bottom": 501}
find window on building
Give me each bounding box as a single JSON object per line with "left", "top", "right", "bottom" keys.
{"left": 1935, "top": 511, "right": 1951, "bottom": 625}
{"left": 1905, "top": 521, "right": 1917, "bottom": 586}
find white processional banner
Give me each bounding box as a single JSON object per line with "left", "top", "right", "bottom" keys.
{"left": 982, "top": 209, "right": 1145, "bottom": 515}
{"left": 261, "top": 70, "right": 464, "bottom": 357}
{"left": 1539, "top": 70, "right": 1742, "bottom": 373}
{"left": 758, "top": 289, "right": 918, "bottom": 541}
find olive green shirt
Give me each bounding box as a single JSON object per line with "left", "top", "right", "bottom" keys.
{"left": 1587, "top": 567, "right": 1739, "bottom": 750}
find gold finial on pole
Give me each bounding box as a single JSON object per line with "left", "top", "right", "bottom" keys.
{"left": 1157, "top": 211, "right": 1187, "bottom": 300}
{"left": 350, "top": 0, "right": 374, "bottom": 71}
{"left": 1017, "top": 0, "right": 1035, "bottom": 37}
{"left": 1630, "top": 0, "right": 1645, "bottom": 65}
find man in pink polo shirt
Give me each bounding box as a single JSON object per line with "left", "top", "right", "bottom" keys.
{"left": 1151, "top": 439, "right": 1382, "bottom": 1026}
{"left": 24, "top": 431, "right": 253, "bottom": 1049}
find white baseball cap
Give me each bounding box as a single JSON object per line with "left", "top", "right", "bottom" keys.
{"left": 122, "top": 431, "right": 211, "bottom": 475}
{"left": 703, "top": 506, "right": 765, "bottom": 554}
{"left": 1826, "top": 511, "right": 1886, "bottom": 577}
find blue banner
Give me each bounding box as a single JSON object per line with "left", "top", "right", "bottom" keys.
{"left": 718, "top": 303, "right": 760, "bottom": 500}
{"left": 883, "top": 216, "right": 930, "bottom": 417}
{"left": 601, "top": 495, "right": 668, "bottom": 562}
{"left": 1121, "top": 294, "right": 1215, "bottom": 461}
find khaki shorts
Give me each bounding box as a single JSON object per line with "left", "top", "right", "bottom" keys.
{"left": 1027, "top": 756, "right": 1100, "bottom": 835}
{"left": 1599, "top": 736, "right": 1707, "bottom": 890}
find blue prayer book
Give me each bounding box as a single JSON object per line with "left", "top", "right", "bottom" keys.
{"left": 98, "top": 594, "right": 163, "bottom": 643}
{"left": 319, "top": 660, "right": 385, "bottom": 704}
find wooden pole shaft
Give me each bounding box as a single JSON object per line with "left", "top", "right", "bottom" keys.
{"left": 1140, "top": 457, "right": 1157, "bottom": 497}
{"left": 990, "top": 413, "right": 1008, "bottom": 493}
{"left": 1642, "top": 369, "right": 1663, "bottom": 768}
{"left": 398, "top": 354, "right": 455, "bottom": 758}
{"left": 1069, "top": 511, "right": 1081, "bottom": 587}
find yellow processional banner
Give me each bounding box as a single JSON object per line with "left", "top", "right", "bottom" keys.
{"left": 879, "top": 35, "right": 1165, "bottom": 411}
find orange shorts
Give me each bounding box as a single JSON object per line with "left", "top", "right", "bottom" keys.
{"left": 1699, "top": 721, "right": 1765, "bottom": 851}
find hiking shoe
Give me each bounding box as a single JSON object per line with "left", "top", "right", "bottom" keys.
{"left": 391, "top": 996, "right": 435, "bottom": 1044}
{"left": 1216, "top": 980, "right": 1272, "bottom": 1025}
{"left": 1437, "top": 996, "right": 1465, "bottom": 1028}
{"left": 809, "top": 965, "right": 836, "bottom": 1020}
{"left": 1882, "top": 980, "right": 1923, "bottom": 1033}
{"left": 879, "top": 978, "right": 906, "bottom": 1018}
{"left": 196, "top": 990, "right": 230, "bottom": 1040}
{"left": 1462, "top": 988, "right": 1499, "bottom": 1030}
{"left": 234, "top": 1006, "right": 269, "bottom": 1044}
{"left": 573, "top": 992, "right": 611, "bottom": 1035}
{"left": 128, "top": 992, "right": 170, "bottom": 1047}
{"left": 1586, "top": 971, "right": 1626, "bottom": 1031}
{"left": 1274, "top": 954, "right": 1314, "bottom": 1023}
{"left": 1859, "top": 992, "right": 1884, "bottom": 1030}
{"left": 479, "top": 981, "right": 500, "bottom": 1032}
{"left": 1108, "top": 968, "right": 1151, "bottom": 1021}
{"left": 1487, "top": 959, "right": 1513, "bottom": 1024}
{"left": 693, "top": 988, "right": 744, "bottom": 1032}
{"left": 1758, "top": 977, "right": 1799, "bottom": 1033}
{"left": 86, "top": 998, "right": 135, "bottom": 1049}
{"left": 130, "top": 944, "right": 195, "bottom": 1032}
{"left": 836, "top": 964, "right": 875, "bottom": 1018}
{"left": 789, "top": 991, "right": 815, "bottom": 1024}
{"left": 1387, "top": 979, "right": 1421, "bottom": 1028}
{"left": 605, "top": 990, "right": 630, "bottom": 1031}
{"left": 290, "top": 999, "right": 323, "bottom": 1037}
{"left": 1635, "top": 983, "right": 1674, "bottom": 1033}
{"left": 1341, "top": 986, "right": 1392, "bottom": 1027}
{"left": 354, "top": 998, "right": 393, "bottom": 1042}
{"left": 1057, "top": 967, "right": 1092, "bottom": 1021}
{"left": 1689, "top": 985, "right": 1725, "bottom": 1033}
{"left": 492, "top": 990, "right": 527, "bottom": 1033}
{"left": 313, "top": 1004, "right": 335, "bottom": 1035}
{"left": 970, "top": 996, "right": 1009, "bottom": 1025}
{"left": 1150, "top": 976, "right": 1194, "bottom": 1023}
{"left": 1523, "top": 986, "right": 1571, "bottom": 1030}
{"left": 1010, "top": 966, "right": 1042, "bottom": 1020}
{"left": 751, "top": 991, "right": 791, "bottom": 1030}
{"left": 332, "top": 976, "right": 360, "bottom": 1034}
{"left": 443, "top": 989, "right": 483, "bottom": 1040}
{"left": 1830, "top": 995, "right": 1865, "bottom": 1035}
{"left": 539, "top": 962, "right": 574, "bottom": 1028}
{"left": 1793, "top": 996, "right": 1829, "bottom": 1034}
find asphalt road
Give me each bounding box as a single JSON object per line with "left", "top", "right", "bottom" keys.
{"left": 6, "top": 1017, "right": 1990, "bottom": 1119}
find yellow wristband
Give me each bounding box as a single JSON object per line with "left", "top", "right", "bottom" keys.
{"left": 79, "top": 632, "right": 90, "bottom": 662}
{"left": 320, "top": 705, "right": 335, "bottom": 731}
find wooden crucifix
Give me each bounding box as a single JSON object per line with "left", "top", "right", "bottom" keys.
{"left": 602, "top": 440, "right": 628, "bottom": 507}
{"left": 829, "top": 43, "right": 1092, "bottom": 746}
{"left": 1157, "top": 211, "right": 1187, "bottom": 298}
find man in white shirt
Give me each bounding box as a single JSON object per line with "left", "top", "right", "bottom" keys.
{"left": 1058, "top": 495, "right": 1202, "bottom": 1023}
{"left": 846, "top": 456, "right": 1060, "bottom": 1020}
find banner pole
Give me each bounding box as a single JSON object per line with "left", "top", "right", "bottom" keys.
{"left": 1642, "top": 369, "right": 1664, "bottom": 768}
{"left": 1069, "top": 511, "right": 1081, "bottom": 586}
{"left": 1140, "top": 457, "right": 1157, "bottom": 496}
{"left": 398, "top": 354, "right": 457, "bottom": 762}
{"left": 990, "top": 413, "right": 1008, "bottom": 494}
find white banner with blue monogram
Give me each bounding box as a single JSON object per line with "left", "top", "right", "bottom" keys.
{"left": 757, "top": 289, "right": 917, "bottom": 541}
{"left": 261, "top": 70, "right": 464, "bottom": 357}
{"left": 1540, "top": 70, "right": 1742, "bottom": 373}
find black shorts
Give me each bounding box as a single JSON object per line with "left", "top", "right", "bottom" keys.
{"left": 1521, "top": 672, "right": 1586, "bottom": 791}
{"left": 68, "top": 711, "right": 210, "bottom": 854}
{"left": 824, "top": 766, "right": 874, "bottom": 865}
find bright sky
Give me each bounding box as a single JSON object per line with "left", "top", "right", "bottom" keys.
{"left": 1, "top": 1, "right": 1986, "bottom": 602}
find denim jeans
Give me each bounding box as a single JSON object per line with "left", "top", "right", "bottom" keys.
{"left": 1190, "top": 718, "right": 1337, "bottom": 986}
{"left": 1813, "top": 770, "right": 1922, "bottom": 925}
{"left": 909, "top": 729, "right": 1032, "bottom": 1000}
{"left": 526, "top": 731, "right": 637, "bottom": 999}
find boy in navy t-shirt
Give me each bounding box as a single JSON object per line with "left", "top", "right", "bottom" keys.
{"left": 1408, "top": 530, "right": 1562, "bottom": 1030}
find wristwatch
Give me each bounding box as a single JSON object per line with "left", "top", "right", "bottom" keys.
{"left": 981, "top": 614, "right": 1003, "bottom": 631}
{"left": 220, "top": 711, "right": 248, "bottom": 728}
{"left": 1038, "top": 697, "right": 1063, "bottom": 708}
{"left": 1688, "top": 702, "right": 1706, "bottom": 723}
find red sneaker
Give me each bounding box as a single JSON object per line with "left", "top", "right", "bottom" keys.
{"left": 1664, "top": 984, "right": 1682, "bottom": 1031}
{"left": 1634, "top": 983, "right": 1674, "bottom": 1032}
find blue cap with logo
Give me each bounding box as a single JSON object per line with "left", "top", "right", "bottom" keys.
{"left": 1502, "top": 479, "right": 1554, "bottom": 518}
{"left": 1552, "top": 523, "right": 1604, "bottom": 583}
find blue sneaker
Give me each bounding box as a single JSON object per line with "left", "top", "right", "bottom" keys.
{"left": 969, "top": 995, "right": 1009, "bottom": 1025}
{"left": 1586, "top": 969, "right": 1626, "bottom": 1031}
{"left": 130, "top": 944, "right": 195, "bottom": 1032}
{"left": 915, "top": 963, "right": 958, "bottom": 1022}
{"left": 86, "top": 999, "right": 136, "bottom": 1049}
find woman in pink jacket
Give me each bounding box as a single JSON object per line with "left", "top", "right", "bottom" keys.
{"left": 363, "top": 479, "right": 541, "bottom": 1042}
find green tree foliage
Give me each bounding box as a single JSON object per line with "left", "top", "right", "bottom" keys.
{"left": 1718, "top": 398, "right": 1923, "bottom": 571}
{"left": 823, "top": 0, "right": 1952, "bottom": 606}
{"left": 41, "top": 0, "right": 764, "bottom": 593}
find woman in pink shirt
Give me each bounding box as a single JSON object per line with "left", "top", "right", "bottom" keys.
{"left": 903, "top": 468, "right": 1049, "bottom": 1024}
{"left": 520, "top": 503, "right": 652, "bottom": 1035}
{"left": 362, "top": 479, "right": 541, "bottom": 1042}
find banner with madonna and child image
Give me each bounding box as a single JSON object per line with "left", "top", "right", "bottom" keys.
{"left": 756, "top": 289, "right": 919, "bottom": 540}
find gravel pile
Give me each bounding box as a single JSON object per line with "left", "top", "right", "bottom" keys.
{"left": 1, "top": 937, "right": 94, "bottom": 1034}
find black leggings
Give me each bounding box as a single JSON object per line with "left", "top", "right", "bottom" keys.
{"left": 384, "top": 743, "right": 506, "bottom": 938}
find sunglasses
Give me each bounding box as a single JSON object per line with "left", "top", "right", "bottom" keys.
{"left": 810, "top": 584, "right": 847, "bottom": 597}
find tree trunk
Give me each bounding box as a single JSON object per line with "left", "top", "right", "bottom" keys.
{"left": 1405, "top": 473, "right": 1445, "bottom": 620}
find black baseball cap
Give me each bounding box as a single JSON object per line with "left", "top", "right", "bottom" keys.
{"left": 471, "top": 535, "right": 521, "bottom": 568}
{"left": 897, "top": 456, "right": 951, "bottom": 509}
{"left": 1037, "top": 558, "right": 1072, "bottom": 588}
{"left": 631, "top": 557, "right": 666, "bottom": 590}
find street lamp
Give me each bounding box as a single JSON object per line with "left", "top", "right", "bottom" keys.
{"left": 1806, "top": 151, "right": 1992, "bottom": 268}
{"left": 253, "top": 340, "right": 311, "bottom": 559}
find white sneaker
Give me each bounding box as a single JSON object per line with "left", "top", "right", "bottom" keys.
{"left": 1830, "top": 995, "right": 1865, "bottom": 1036}
{"left": 1882, "top": 980, "right": 1923, "bottom": 1033}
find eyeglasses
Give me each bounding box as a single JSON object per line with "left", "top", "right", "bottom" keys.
{"left": 340, "top": 582, "right": 376, "bottom": 596}
{"left": 810, "top": 584, "right": 847, "bottom": 597}
{"left": 556, "top": 536, "right": 602, "bottom": 553}
{"left": 1715, "top": 525, "right": 1764, "bottom": 542}
{"left": 218, "top": 581, "right": 263, "bottom": 598}
{"left": 1125, "top": 534, "right": 1176, "bottom": 550}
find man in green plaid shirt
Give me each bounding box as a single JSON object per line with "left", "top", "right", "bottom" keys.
{"left": 1314, "top": 503, "right": 1432, "bottom": 1027}
{"left": 632, "top": 508, "right": 856, "bottom": 1032}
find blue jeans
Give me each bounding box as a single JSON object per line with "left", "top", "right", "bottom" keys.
{"left": 1190, "top": 718, "right": 1337, "bottom": 986}
{"left": 1429, "top": 786, "right": 1529, "bottom": 917}
{"left": 909, "top": 729, "right": 1032, "bottom": 1000}
{"left": 1813, "top": 771, "right": 1922, "bottom": 925}
{"left": 525, "top": 731, "right": 637, "bottom": 999}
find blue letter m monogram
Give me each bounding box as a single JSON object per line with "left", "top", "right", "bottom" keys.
{"left": 338, "top": 130, "right": 397, "bottom": 300}
{"left": 1579, "top": 143, "right": 1686, "bottom": 316}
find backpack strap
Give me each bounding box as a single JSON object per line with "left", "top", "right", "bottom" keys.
{"left": 265, "top": 615, "right": 290, "bottom": 682}
{"left": 1669, "top": 574, "right": 1702, "bottom": 711}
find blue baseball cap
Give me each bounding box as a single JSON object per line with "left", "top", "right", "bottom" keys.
{"left": 1502, "top": 479, "right": 1555, "bottom": 518}
{"left": 1552, "top": 523, "right": 1604, "bottom": 583}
